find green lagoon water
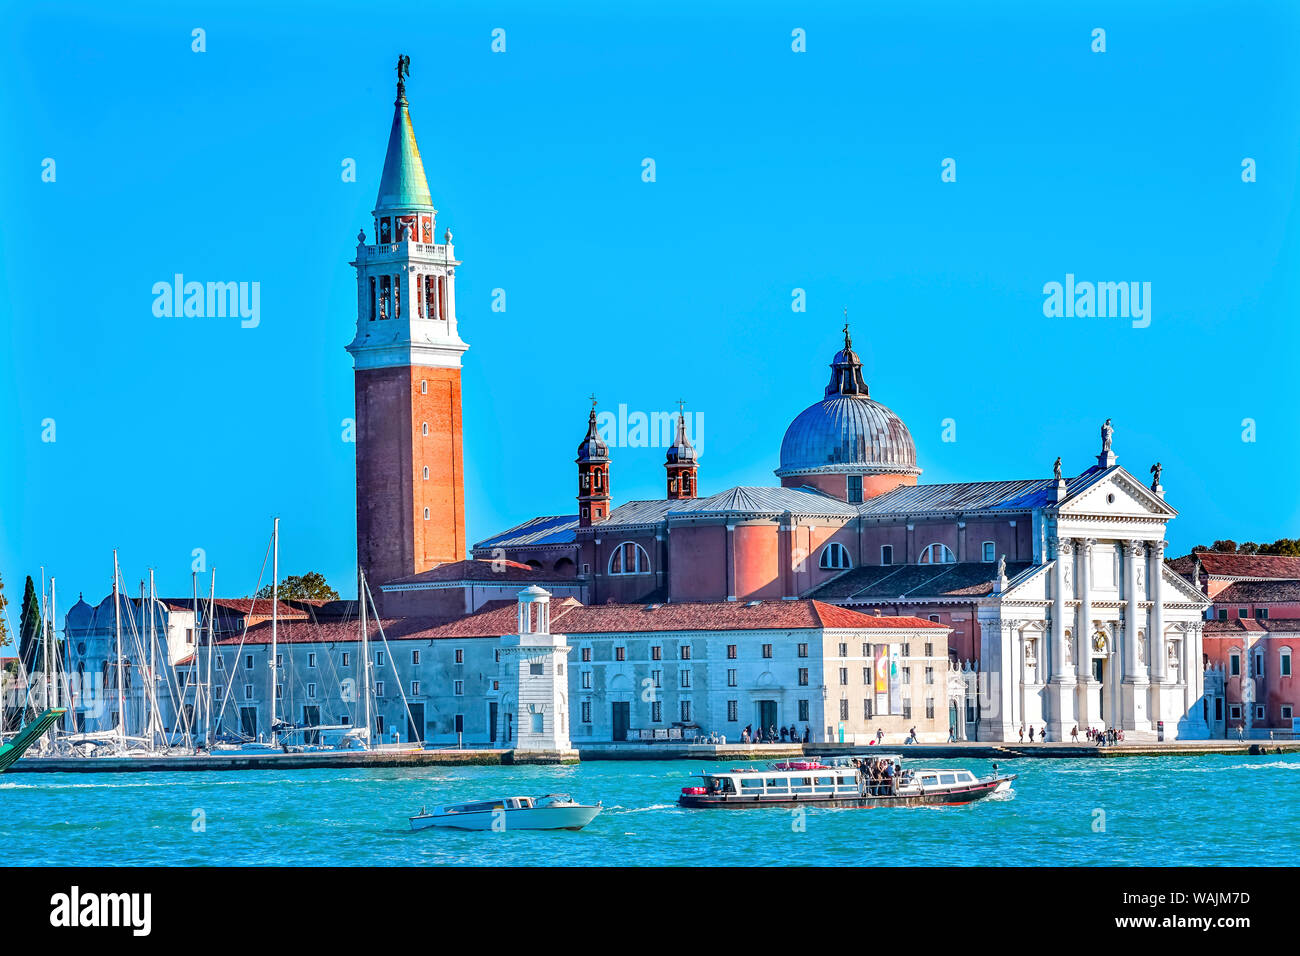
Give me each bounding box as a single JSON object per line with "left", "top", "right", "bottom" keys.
{"left": 2, "top": 755, "right": 1296, "bottom": 866}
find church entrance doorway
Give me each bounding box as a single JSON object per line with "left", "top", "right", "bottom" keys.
{"left": 756, "top": 700, "right": 777, "bottom": 735}
{"left": 1092, "top": 657, "right": 1105, "bottom": 725}
{"left": 611, "top": 701, "right": 630, "bottom": 741}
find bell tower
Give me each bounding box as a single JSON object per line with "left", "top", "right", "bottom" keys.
{"left": 348, "top": 56, "right": 468, "bottom": 588}
{"left": 665, "top": 401, "right": 698, "bottom": 499}
{"left": 576, "top": 398, "right": 611, "bottom": 527}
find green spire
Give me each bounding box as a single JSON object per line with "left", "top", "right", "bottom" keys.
{"left": 375, "top": 61, "right": 433, "bottom": 212}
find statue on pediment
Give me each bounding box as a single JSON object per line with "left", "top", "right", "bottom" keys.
{"left": 1101, "top": 418, "right": 1113, "bottom": 453}
{"left": 1053, "top": 456, "right": 1062, "bottom": 481}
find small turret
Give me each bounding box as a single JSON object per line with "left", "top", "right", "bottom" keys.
{"left": 576, "top": 397, "right": 610, "bottom": 526}
{"left": 665, "top": 401, "right": 698, "bottom": 499}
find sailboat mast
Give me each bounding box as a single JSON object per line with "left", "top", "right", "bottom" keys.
{"left": 360, "top": 568, "right": 371, "bottom": 748}
{"left": 205, "top": 569, "right": 215, "bottom": 745}
{"left": 270, "top": 517, "right": 279, "bottom": 746}
{"left": 41, "top": 571, "right": 52, "bottom": 710}
{"left": 148, "top": 569, "right": 157, "bottom": 751}
{"left": 113, "top": 551, "right": 124, "bottom": 745}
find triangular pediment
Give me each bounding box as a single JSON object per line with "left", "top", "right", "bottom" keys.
{"left": 1058, "top": 467, "right": 1176, "bottom": 518}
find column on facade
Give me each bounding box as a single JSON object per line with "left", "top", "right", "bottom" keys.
{"left": 1149, "top": 540, "right": 1166, "bottom": 683}
{"left": 906, "top": 523, "right": 915, "bottom": 564}
{"left": 1075, "top": 538, "right": 1094, "bottom": 682}
{"left": 445, "top": 270, "right": 456, "bottom": 325}
{"left": 1123, "top": 540, "right": 1144, "bottom": 681}
{"left": 957, "top": 521, "right": 967, "bottom": 562}
{"left": 1051, "top": 537, "right": 1073, "bottom": 682}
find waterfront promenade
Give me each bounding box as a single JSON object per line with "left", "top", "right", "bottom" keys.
{"left": 7, "top": 737, "right": 1299, "bottom": 773}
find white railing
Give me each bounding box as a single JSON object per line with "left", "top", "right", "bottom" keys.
{"left": 361, "top": 242, "right": 453, "bottom": 260}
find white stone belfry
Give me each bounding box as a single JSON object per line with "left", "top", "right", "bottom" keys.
{"left": 498, "top": 587, "right": 573, "bottom": 752}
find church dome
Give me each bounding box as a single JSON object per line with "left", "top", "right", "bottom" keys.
{"left": 776, "top": 329, "right": 920, "bottom": 479}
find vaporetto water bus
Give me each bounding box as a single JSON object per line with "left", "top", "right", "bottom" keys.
{"left": 678, "top": 755, "right": 1015, "bottom": 809}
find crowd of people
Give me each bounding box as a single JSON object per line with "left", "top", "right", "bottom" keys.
{"left": 1017, "top": 724, "right": 1047, "bottom": 742}
{"left": 740, "top": 724, "right": 811, "bottom": 744}
{"left": 851, "top": 756, "right": 909, "bottom": 796}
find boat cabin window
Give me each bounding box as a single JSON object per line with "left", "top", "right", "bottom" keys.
{"left": 920, "top": 774, "right": 939, "bottom": 786}
{"left": 939, "top": 773, "right": 958, "bottom": 785}
{"left": 507, "top": 798, "right": 533, "bottom": 809}
{"left": 765, "top": 777, "right": 791, "bottom": 793}
{"left": 958, "top": 772, "right": 975, "bottom": 783}
{"left": 740, "top": 778, "right": 765, "bottom": 790}
{"left": 814, "top": 776, "right": 836, "bottom": 793}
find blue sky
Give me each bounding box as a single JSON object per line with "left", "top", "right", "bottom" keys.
{"left": 3, "top": 0, "right": 1298, "bottom": 608}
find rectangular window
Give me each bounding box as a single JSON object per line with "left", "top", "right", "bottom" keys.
{"left": 679, "top": 670, "right": 691, "bottom": 689}
{"left": 412, "top": 649, "right": 421, "bottom": 665}
{"left": 1283, "top": 653, "right": 1293, "bottom": 678}
{"left": 797, "top": 643, "right": 808, "bottom": 658}
{"left": 863, "top": 667, "right": 870, "bottom": 684}
{"left": 375, "top": 680, "right": 385, "bottom": 697}
{"left": 581, "top": 647, "right": 591, "bottom": 662}
{"left": 244, "top": 684, "right": 253, "bottom": 700}
{"left": 342, "top": 652, "right": 350, "bottom": 667}
{"left": 982, "top": 541, "right": 995, "bottom": 562}
{"left": 727, "top": 700, "right": 738, "bottom": 721}
{"left": 902, "top": 643, "right": 911, "bottom": 658}
{"left": 847, "top": 475, "right": 863, "bottom": 504}
{"left": 275, "top": 653, "right": 283, "bottom": 668}
{"left": 863, "top": 698, "right": 873, "bottom": 719}
{"left": 454, "top": 648, "right": 464, "bottom": 664}
{"left": 245, "top": 654, "right": 253, "bottom": 670}
{"left": 924, "top": 642, "right": 934, "bottom": 657}
{"left": 581, "top": 701, "right": 592, "bottom": 723}
{"left": 762, "top": 644, "right": 773, "bottom": 659}
{"left": 680, "top": 700, "right": 692, "bottom": 722}
{"left": 1229, "top": 704, "right": 1241, "bottom": 720}
{"left": 862, "top": 643, "right": 870, "bottom": 657}
{"left": 925, "top": 667, "right": 934, "bottom": 685}
{"left": 651, "top": 645, "right": 662, "bottom": 660}
{"left": 615, "top": 647, "right": 626, "bottom": 662}
{"left": 307, "top": 653, "right": 316, "bottom": 668}
{"left": 651, "top": 701, "right": 662, "bottom": 722}
{"left": 881, "top": 545, "right": 893, "bottom": 565}
{"left": 798, "top": 668, "right": 809, "bottom": 686}
{"left": 727, "top": 644, "right": 738, "bottom": 659}
{"left": 581, "top": 670, "right": 592, "bottom": 689}
{"left": 1230, "top": 654, "right": 1241, "bottom": 676}
{"left": 307, "top": 683, "right": 316, "bottom": 699}
{"left": 680, "top": 645, "right": 692, "bottom": 660}
{"left": 839, "top": 699, "right": 849, "bottom": 720}
{"left": 1218, "top": 609, "right": 1228, "bottom": 620}
{"left": 529, "top": 662, "right": 544, "bottom": 676}
{"left": 902, "top": 666, "right": 912, "bottom": 683}
{"left": 1239, "top": 608, "right": 1249, "bottom": 618}
{"left": 376, "top": 651, "right": 385, "bottom": 667}
{"left": 1256, "top": 608, "right": 1270, "bottom": 620}
{"left": 839, "top": 667, "right": 848, "bottom": 686}
{"left": 727, "top": 668, "right": 737, "bottom": 687}
{"left": 1282, "top": 705, "right": 1294, "bottom": 720}
{"left": 798, "top": 699, "right": 810, "bottom": 721}
{"left": 453, "top": 680, "right": 463, "bottom": 696}
{"left": 926, "top": 698, "right": 935, "bottom": 719}
{"left": 412, "top": 681, "right": 422, "bottom": 696}
{"left": 902, "top": 700, "right": 912, "bottom": 719}
{"left": 652, "top": 670, "right": 661, "bottom": 688}
{"left": 275, "top": 684, "right": 282, "bottom": 699}
{"left": 838, "top": 643, "right": 848, "bottom": 657}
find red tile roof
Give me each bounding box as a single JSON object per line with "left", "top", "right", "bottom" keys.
{"left": 1173, "top": 552, "right": 1300, "bottom": 580}
{"left": 421, "top": 599, "right": 947, "bottom": 640}
{"left": 1204, "top": 618, "right": 1300, "bottom": 635}
{"left": 213, "top": 600, "right": 945, "bottom": 645}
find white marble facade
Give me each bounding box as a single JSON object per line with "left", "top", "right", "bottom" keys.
{"left": 976, "top": 464, "right": 1211, "bottom": 741}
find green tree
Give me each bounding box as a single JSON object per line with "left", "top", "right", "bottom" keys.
{"left": 1239, "top": 541, "right": 1260, "bottom": 555}
{"left": 17, "top": 576, "right": 42, "bottom": 673}
{"left": 1259, "top": 537, "right": 1300, "bottom": 556}
{"left": 256, "top": 571, "right": 339, "bottom": 602}
{"left": 1210, "top": 540, "right": 1239, "bottom": 553}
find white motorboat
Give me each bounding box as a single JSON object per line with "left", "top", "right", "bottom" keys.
{"left": 409, "top": 794, "right": 602, "bottom": 831}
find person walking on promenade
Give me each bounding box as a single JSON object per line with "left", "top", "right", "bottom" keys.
{"left": 948, "top": 725, "right": 956, "bottom": 742}
{"left": 876, "top": 729, "right": 885, "bottom": 745}
{"left": 1018, "top": 724, "right": 1025, "bottom": 743}
{"left": 1028, "top": 725, "right": 1035, "bottom": 742}
{"left": 1071, "top": 725, "right": 1079, "bottom": 742}
{"left": 803, "top": 725, "right": 811, "bottom": 743}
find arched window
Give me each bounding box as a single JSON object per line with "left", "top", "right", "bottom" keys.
{"left": 919, "top": 543, "right": 956, "bottom": 565}
{"left": 608, "top": 541, "right": 651, "bottom": 575}
{"left": 421, "top": 422, "right": 429, "bottom": 436}
{"left": 422, "top": 466, "right": 429, "bottom": 480}
{"left": 819, "top": 542, "right": 853, "bottom": 570}
{"left": 1281, "top": 646, "right": 1293, "bottom": 678}
{"left": 423, "top": 507, "right": 430, "bottom": 520}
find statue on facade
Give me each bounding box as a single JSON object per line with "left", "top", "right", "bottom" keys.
{"left": 1150, "top": 461, "right": 1162, "bottom": 491}
{"left": 395, "top": 54, "right": 410, "bottom": 90}
{"left": 1065, "top": 635, "right": 1073, "bottom": 664}
{"left": 997, "top": 554, "right": 1007, "bottom": 580}
{"left": 1053, "top": 456, "right": 1062, "bottom": 481}
{"left": 1101, "top": 418, "right": 1113, "bottom": 454}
